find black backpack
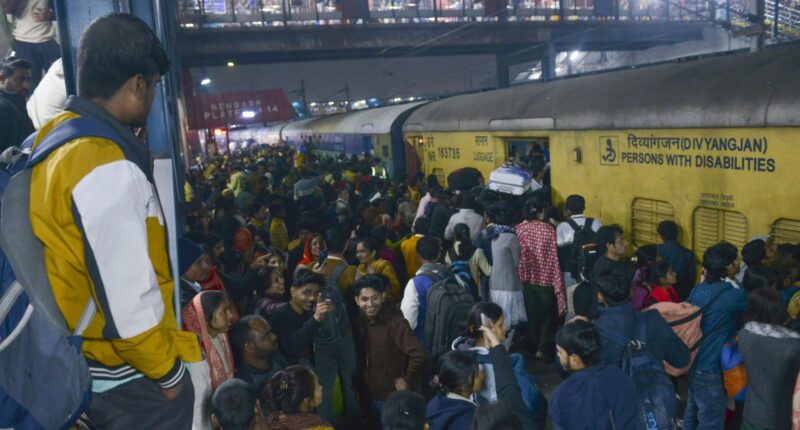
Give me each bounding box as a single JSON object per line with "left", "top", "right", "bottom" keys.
{"left": 598, "top": 313, "right": 677, "bottom": 430}
{"left": 565, "top": 218, "right": 599, "bottom": 281}
{"left": 422, "top": 274, "right": 475, "bottom": 357}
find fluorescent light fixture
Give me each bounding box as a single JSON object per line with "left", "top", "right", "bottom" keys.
{"left": 241, "top": 110, "right": 256, "bottom": 119}
{"left": 226, "top": 61, "right": 236, "bottom": 67}
{"left": 200, "top": 78, "right": 211, "bottom": 86}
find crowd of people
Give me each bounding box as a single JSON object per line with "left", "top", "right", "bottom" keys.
{"left": 177, "top": 133, "right": 800, "bottom": 430}
{"left": 3, "top": 10, "right": 800, "bottom": 430}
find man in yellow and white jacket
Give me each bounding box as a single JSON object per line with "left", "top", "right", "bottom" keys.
{"left": 27, "top": 13, "right": 200, "bottom": 429}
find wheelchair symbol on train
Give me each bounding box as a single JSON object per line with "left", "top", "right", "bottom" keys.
{"left": 599, "top": 137, "right": 619, "bottom": 165}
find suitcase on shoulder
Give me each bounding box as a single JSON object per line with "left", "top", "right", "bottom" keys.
{"left": 488, "top": 166, "right": 532, "bottom": 196}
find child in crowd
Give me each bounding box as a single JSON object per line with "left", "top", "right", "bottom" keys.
{"left": 645, "top": 261, "right": 680, "bottom": 306}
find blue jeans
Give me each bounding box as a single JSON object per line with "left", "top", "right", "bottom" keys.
{"left": 683, "top": 371, "right": 727, "bottom": 430}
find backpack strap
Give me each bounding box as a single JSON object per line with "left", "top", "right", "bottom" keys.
{"left": 583, "top": 218, "right": 594, "bottom": 232}
{"left": 1, "top": 117, "right": 116, "bottom": 336}
{"left": 26, "top": 116, "right": 120, "bottom": 168}
{"left": 566, "top": 218, "right": 581, "bottom": 233}
{"left": 597, "top": 321, "right": 633, "bottom": 347}
{"left": 330, "top": 262, "right": 348, "bottom": 286}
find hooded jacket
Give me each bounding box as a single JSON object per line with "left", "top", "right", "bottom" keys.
{"left": 28, "top": 97, "right": 201, "bottom": 391}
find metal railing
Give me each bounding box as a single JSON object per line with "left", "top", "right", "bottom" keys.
{"left": 765, "top": 0, "right": 800, "bottom": 39}
{"left": 176, "top": 0, "right": 725, "bottom": 26}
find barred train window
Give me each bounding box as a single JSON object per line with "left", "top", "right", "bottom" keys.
{"left": 630, "top": 198, "right": 675, "bottom": 246}
{"left": 693, "top": 207, "right": 748, "bottom": 259}
{"left": 771, "top": 219, "right": 800, "bottom": 244}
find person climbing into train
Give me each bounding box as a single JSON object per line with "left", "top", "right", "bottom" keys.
{"left": 24, "top": 14, "right": 200, "bottom": 428}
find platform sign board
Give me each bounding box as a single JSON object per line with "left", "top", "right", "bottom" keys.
{"left": 185, "top": 89, "right": 295, "bottom": 130}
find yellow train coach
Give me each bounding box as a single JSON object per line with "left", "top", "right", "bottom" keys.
{"left": 402, "top": 44, "right": 800, "bottom": 257}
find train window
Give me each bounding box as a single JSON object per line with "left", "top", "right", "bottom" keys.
{"left": 770, "top": 218, "right": 800, "bottom": 244}
{"left": 630, "top": 198, "right": 675, "bottom": 246}
{"left": 505, "top": 139, "right": 549, "bottom": 161}
{"left": 693, "top": 207, "right": 748, "bottom": 259}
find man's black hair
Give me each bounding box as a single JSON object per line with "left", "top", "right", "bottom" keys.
{"left": 0, "top": 56, "right": 31, "bottom": 77}
{"left": 77, "top": 13, "right": 170, "bottom": 100}
{"left": 744, "top": 287, "right": 789, "bottom": 325}
{"left": 292, "top": 269, "right": 325, "bottom": 289}
{"left": 486, "top": 201, "right": 512, "bottom": 226}
{"left": 353, "top": 274, "right": 387, "bottom": 297}
{"left": 211, "top": 379, "right": 257, "bottom": 430}
{"left": 413, "top": 217, "right": 431, "bottom": 235}
{"left": 741, "top": 239, "right": 767, "bottom": 267}
{"left": 555, "top": 319, "right": 602, "bottom": 367}
{"left": 382, "top": 390, "right": 427, "bottom": 430}
{"left": 657, "top": 220, "right": 679, "bottom": 241}
{"left": 426, "top": 174, "right": 440, "bottom": 189}
{"left": 702, "top": 242, "right": 738, "bottom": 283}
{"left": 416, "top": 235, "right": 441, "bottom": 262}
{"left": 564, "top": 195, "right": 586, "bottom": 215}
{"left": 596, "top": 225, "right": 624, "bottom": 255}
{"left": 229, "top": 315, "right": 262, "bottom": 367}
{"left": 595, "top": 269, "right": 632, "bottom": 306}
{"left": 325, "top": 227, "right": 347, "bottom": 254}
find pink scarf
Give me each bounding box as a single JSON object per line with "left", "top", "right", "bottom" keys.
{"left": 182, "top": 292, "right": 235, "bottom": 391}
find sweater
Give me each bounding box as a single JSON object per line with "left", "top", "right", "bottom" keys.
{"left": 268, "top": 305, "right": 320, "bottom": 364}
{"left": 444, "top": 209, "right": 484, "bottom": 244}
{"left": 355, "top": 304, "right": 430, "bottom": 401}
{"left": 739, "top": 322, "right": 800, "bottom": 430}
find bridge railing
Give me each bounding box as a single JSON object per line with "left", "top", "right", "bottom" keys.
{"left": 176, "top": 0, "right": 727, "bottom": 26}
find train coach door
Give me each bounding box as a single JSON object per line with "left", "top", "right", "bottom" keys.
{"left": 505, "top": 138, "right": 550, "bottom": 165}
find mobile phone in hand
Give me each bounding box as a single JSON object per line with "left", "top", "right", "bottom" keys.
{"left": 318, "top": 249, "right": 329, "bottom": 266}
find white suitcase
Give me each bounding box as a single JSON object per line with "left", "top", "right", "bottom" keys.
{"left": 488, "top": 166, "right": 532, "bottom": 196}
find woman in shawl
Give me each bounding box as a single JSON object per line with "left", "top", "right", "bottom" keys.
{"left": 295, "top": 233, "right": 325, "bottom": 273}
{"left": 479, "top": 202, "right": 526, "bottom": 331}
{"left": 183, "top": 290, "right": 236, "bottom": 391}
